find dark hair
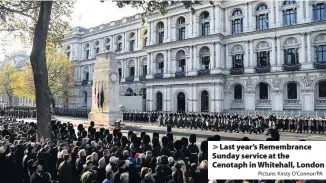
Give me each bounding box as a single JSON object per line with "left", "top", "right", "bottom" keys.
{"left": 106, "top": 171, "right": 113, "bottom": 180}
{"left": 181, "top": 137, "right": 188, "bottom": 147}
{"left": 174, "top": 140, "right": 183, "bottom": 151}
{"left": 161, "top": 136, "right": 169, "bottom": 146}
{"left": 189, "top": 134, "right": 196, "bottom": 144}
{"left": 143, "top": 134, "right": 150, "bottom": 145}
{"left": 200, "top": 141, "right": 208, "bottom": 152}
{"left": 242, "top": 137, "right": 250, "bottom": 141}
{"left": 63, "top": 154, "right": 70, "bottom": 161}
{"left": 213, "top": 135, "right": 220, "bottom": 141}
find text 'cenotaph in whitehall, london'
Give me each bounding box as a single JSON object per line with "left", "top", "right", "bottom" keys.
{"left": 88, "top": 52, "right": 122, "bottom": 126}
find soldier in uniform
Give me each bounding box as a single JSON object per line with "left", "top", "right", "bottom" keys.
{"left": 318, "top": 117, "right": 324, "bottom": 134}
{"left": 158, "top": 113, "right": 164, "bottom": 127}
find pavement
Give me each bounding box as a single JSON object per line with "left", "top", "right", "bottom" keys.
{"left": 23, "top": 116, "right": 326, "bottom": 141}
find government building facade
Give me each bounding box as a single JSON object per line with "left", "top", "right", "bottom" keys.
{"left": 63, "top": 1, "right": 326, "bottom": 114}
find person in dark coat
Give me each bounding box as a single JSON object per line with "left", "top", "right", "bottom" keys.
{"left": 57, "top": 154, "right": 73, "bottom": 183}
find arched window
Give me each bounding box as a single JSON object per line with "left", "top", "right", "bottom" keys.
{"left": 139, "top": 88, "right": 146, "bottom": 100}
{"left": 257, "top": 51, "right": 270, "bottom": 66}
{"left": 319, "top": 81, "right": 326, "bottom": 98}
{"left": 259, "top": 83, "right": 269, "bottom": 99}
{"left": 287, "top": 82, "right": 297, "bottom": 99}
{"left": 314, "top": 45, "right": 326, "bottom": 63}
{"left": 155, "top": 53, "right": 164, "bottom": 74}
{"left": 83, "top": 67, "right": 89, "bottom": 81}
{"left": 129, "top": 32, "right": 135, "bottom": 51}
{"left": 127, "top": 60, "right": 135, "bottom": 77}
{"left": 177, "top": 17, "right": 186, "bottom": 40}
{"left": 283, "top": 1, "right": 297, "bottom": 26}
{"left": 66, "top": 46, "right": 71, "bottom": 58}
{"left": 313, "top": 3, "right": 326, "bottom": 21}
{"left": 200, "top": 11, "right": 210, "bottom": 36}
{"left": 234, "top": 84, "right": 242, "bottom": 100}
{"left": 141, "top": 58, "right": 147, "bottom": 76}
{"left": 156, "top": 22, "right": 164, "bottom": 44}
{"left": 199, "top": 47, "right": 210, "bottom": 70}
{"left": 143, "top": 30, "right": 147, "bottom": 48}
{"left": 85, "top": 43, "right": 90, "bottom": 59}
{"left": 232, "top": 10, "right": 243, "bottom": 34}
{"left": 156, "top": 92, "right": 163, "bottom": 111}
{"left": 125, "top": 88, "right": 134, "bottom": 96}
{"left": 284, "top": 48, "right": 299, "bottom": 65}
{"left": 232, "top": 54, "right": 244, "bottom": 68}
{"left": 201, "top": 90, "right": 209, "bottom": 112}
{"left": 116, "top": 35, "right": 123, "bottom": 52}
{"left": 105, "top": 38, "right": 110, "bottom": 51}
{"left": 176, "top": 50, "right": 186, "bottom": 72}
{"left": 256, "top": 4, "right": 268, "bottom": 30}
{"left": 95, "top": 40, "right": 100, "bottom": 54}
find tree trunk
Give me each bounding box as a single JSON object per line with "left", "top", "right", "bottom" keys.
{"left": 29, "top": 1, "right": 53, "bottom": 140}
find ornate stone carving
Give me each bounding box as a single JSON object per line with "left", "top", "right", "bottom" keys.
{"left": 300, "top": 76, "right": 316, "bottom": 88}
{"left": 314, "top": 33, "right": 326, "bottom": 42}
{"left": 224, "top": 81, "right": 230, "bottom": 90}
{"left": 232, "top": 45, "right": 243, "bottom": 53}
{"left": 245, "top": 79, "right": 255, "bottom": 91}
{"left": 272, "top": 78, "right": 285, "bottom": 89}
{"left": 184, "top": 47, "right": 190, "bottom": 54}
{"left": 284, "top": 37, "right": 298, "bottom": 46}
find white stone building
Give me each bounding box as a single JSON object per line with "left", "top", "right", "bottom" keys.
{"left": 63, "top": 1, "right": 326, "bottom": 114}
{"left": 0, "top": 51, "right": 35, "bottom": 107}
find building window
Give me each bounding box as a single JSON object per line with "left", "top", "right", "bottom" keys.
{"left": 283, "top": 0, "right": 296, "bottom": 6}
{"left": 179, "top": 27, "right": 186, "bottom": 40}
{"left": 129, "top": 67, "right": 134, "bottom": 77}
{"left": 95, "top": 41, "right": 100, "bottom": 54}
{"left": 257, "top": 51, "right": 270, "bottom": 66}
{"left": 125, "top": 88, "right": 134, "bottom": 96}
{"left": 232, "top": 54, "right": 244, "bottom": 68}
{"left": 201, "top": 90, "right": 209, "bottom": 112}
{"left": 313, "top": 3, "right": 326, "bottom": 21}
{"left": 287, "top": 82, "right": 297, "bottom": 99}
{"left": 200, "top": 11, "right": 210, "bottom": 36}
{"left": 156, "top": 92, "right": 163, "bottom": 111}
{"left": 234, "top": 84, "right": 242, "bottom": 100}
{"left": 105, "top": 38, "right": 110, "bottom": 50}
{"left": 157, "top": 62, "right": 164, "bottom": 73}
{"left": 66, "top": 46, "right": 71, "bottom": 58}
{"left": 85, "top": 43, "right": 90, "bottom": 59}
{"left": 257, "top": 14, "right": 268, "bottom": 30}
{"left": 178, "top": 59, "right": 186, "bottom": 72}
{"left": 259, "top": 83, "right": 269, "bottom": 99}
{"left": 157, "top": 22, "right": 164, "bottom": 44}
{"left": 130, "top": 40, "right": 135, "bottom": 51}
{"left": 116, "top": 35, "right": 123, "bottom": 52}
{"left": 118, "top": 68, "right": 122, "bottom": 82}
{"left": 84, "top": 67, "right": 89, "bottom": 81}
{"left": 142, "top": 65, "right": 147, "bottom": 76}
{"left": 283, "top": 9, "right": 297, "bottom": 25}
{"left": 201, "top": 56, "right": 210, "bottom": 70}
{"left": 202, "top": 22, "right": 210, "bottom": 36}
{"left": 232, "top": 10, "right": 243, "bottom": 34}
{"left": 284, "top": 48, "right": 299, "bottom": 65}
{"left": 319, "top": 81, "right": 326, "bottom": 98}
{"left": 314, "top": 45, "right": 326, "bottom": 62}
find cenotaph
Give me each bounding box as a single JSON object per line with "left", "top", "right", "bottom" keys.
{"left": 88, "top": 52, "right": 122, "bottom": 126}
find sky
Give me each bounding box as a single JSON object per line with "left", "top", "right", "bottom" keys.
{"left": 0, "top": 0, "right": 142, "bottom": 60}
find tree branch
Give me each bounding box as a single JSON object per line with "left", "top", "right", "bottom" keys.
{"left": 0, "top": 5, "right": 37, "bottom": 21}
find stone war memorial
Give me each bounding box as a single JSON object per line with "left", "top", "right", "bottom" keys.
{"left": 88, "top": 52, "right": 122, "bottom": 127}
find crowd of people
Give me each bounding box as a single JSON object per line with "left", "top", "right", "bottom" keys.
{"left": 123, "top": 111, "right": 326, "bottom": 134}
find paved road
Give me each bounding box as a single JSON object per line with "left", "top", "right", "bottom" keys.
{"left": 46, "top": 116, "right": 326, "bottom": 141}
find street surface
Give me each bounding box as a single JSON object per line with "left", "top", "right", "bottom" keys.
{"left": 18, "top": 116, "right": 326, "bottom": 142}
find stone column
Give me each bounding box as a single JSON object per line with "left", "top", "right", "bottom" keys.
{"left": 244, "top": 91, "right": 255, "bottom": 111}
{"left": 244, "top": 41, "right": 249, "bottom": 71}
{"left": 135, "top": 57, "right": 139, "bottom": 79}
{"left": 302, "top": 90, "right": 314, "bottom": 111}
{"left": 244, "top": 3, "right": 249, "bottom": 31}
{"left": 300, "top": 33, "right": 306, "bottom": 64}
{"left": 225, "top": 44, "right": 230, "bottom": 69}
{"left": 307, "top": 32, "right": 312, "bottom": 63}
{"left": 211, "top": 43, "right": 215, "bottom": 69}
{"left": 272, "top": 90, "right": 283, "bottom": 111}
{"left": 189, "top": 46, "right": 193, "bottom": 70}
{"left": 148, "top": 21, "right": 152, "bottom": 44}
{"left": 110, "top": 36, "right": 114, "bottom": 51}
{"left": 210, "top": 6, "right": 215, "bottom": 34}
{"left": 188, "top": 13, "right": 193, "bottom": 38}
{"left": 249, "top": 40, "right": 254, "bottom": 67}
{"left": 299, "top": 1, "right": 305, "bottom": 24}
{"left": 215, "top": 83, "right": 223, "bottom": 112}
{"left": 136, "top": 28, "right": 140, "bottom": 49}
{"left": 194, "top": 46, "right": 199, "bottom": 70}
{"left": 164, "top": 50, "right": 168, "bottom": 74}
{"left": 248, "top": 2, "right": 253, "bottom": 31}
{"left": 164, "top": 18, "right": 168, "bottom": 42}
{"left": 167, "top": 17, "right": 171, "bottom": 42}
{"left": 270, "top": 1, "right": 275, "bottom": 28}
{"left": 275, "top": 3, "right": 280, "bottom": 27}
{"left": 151, "top": 53, "right": 155, "bottom": 74}
{"left": 147, "top": 53, "right": 151, "bottom": 75}
{"left": 124, "top": 32, "right": 127, "bottom": 52}
{"left": 151, "top": 22, "right": 155, "bottom": 45}
{"left": 216, "top": 43, "right": 221, "bottom": 69}
{"left": 192, "top": 84, "right": 197, "bottom": 112}
{"left": 225, "top": 10, "right": 230, "bottom": 34}
{"left": 215, "top": 6, "right": 221, "bottom": 33}
{"left": 271, "top": 37, "right": 276, "bottom": 71}
{"left": 276, "top": 36, "right": 282, "bottom": 67}
{"left": 305, "top": 1, "right": 311, "bottom": 22}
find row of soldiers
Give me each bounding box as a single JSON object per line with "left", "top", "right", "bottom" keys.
{"left": 54, "top": 108, "right": 90, "bottom": 118}
{"left": 0, "top": 107, "right": 36, "bottom": 118}
{"left": 122, "top": 111, "right": 326, "bottom": 134}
